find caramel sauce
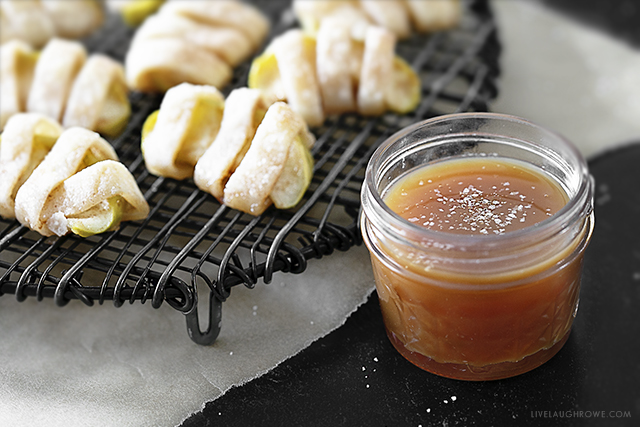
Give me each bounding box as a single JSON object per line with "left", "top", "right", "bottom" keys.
{"left": 370, "top": 157, "right": 582, "bottom": 380}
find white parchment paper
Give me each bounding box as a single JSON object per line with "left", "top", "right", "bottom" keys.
{"left": 0, "top": 245, "right": 375, "bottom": 427}
{"left": 2, "top": 1, "right": 640, "bottom": 426}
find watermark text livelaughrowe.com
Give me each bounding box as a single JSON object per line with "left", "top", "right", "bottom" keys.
{"left": 531, "top": 410, "right": 631, "bottom": 419}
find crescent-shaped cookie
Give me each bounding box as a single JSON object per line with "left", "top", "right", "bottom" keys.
{"left": 14, "top": 127, "right": 118, "bottom": 236}
{"left": 26, "top": 39, "right": 87, "bottom": 122}
{"left": 141, "top": 83, "right": 225, "bottom": 180}
{"left": 0, "top": 113, "right": 63, "bottom": 219}
{"left": 63, "top": 54, "right": 131, "bottom": 137}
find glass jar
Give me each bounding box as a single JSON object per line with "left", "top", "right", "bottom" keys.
{"left": 360, "top": 113, "right": 594, "bottom": 380}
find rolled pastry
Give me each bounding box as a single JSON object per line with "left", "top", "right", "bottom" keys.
{"left": 160, "top": 0, "right": 270, "bottom": 50}
{"left": 43, "top": 160, "right": 149, "bottom": 237}
{"left": 41, "top": 0, "right": 104, "bottom": 39}
{"left": 250, "top": 25, "right": 419, "bottom": 124}
{"left": 14, "top": 127, "right": 118, "bottom": 236}
{"left": 0, "top": 113, "right": 63, "bottom": 219}
{"left": 141, "top": 83, "right": 225, "bottom": 180}
{"left": 358, "top": 0, "right": 411, "bottom": 40}
{"left": 357, "top": 26, "right": 396, "bottom": 116}
{"left": 405, "top": 0, "right": 462, "bottom": 33}
{"left": 125, "top": 37, "right": 232, "bottom": 93}
{"left": 0, "top": 40, "right": 39, "bottom": 131}
{"left": 223, "top": 102, "right": 315, "bottom": 215}
{"left": 63, "top": 55, "right": 131, "bottom": 138}
{"left": 271, "top": 30, "right": 324, "bottom": 127}
{"left": 0, "top": 0, "right": 56, "bottom": 48}
{"left": 135, "top": 12, "right": 254, "bottom": 67}
{"left": 194, "top": 88, "right": 271, "bottom": 201}
{"left": 316, "top": 17, "right": 359, "bottom": 115}
{"left": 27, "top": 39, "right": 87, "bottom": 122}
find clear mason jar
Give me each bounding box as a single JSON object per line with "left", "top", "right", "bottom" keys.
{"left": 360, "top": 113, "right": 595, "bottom": 380}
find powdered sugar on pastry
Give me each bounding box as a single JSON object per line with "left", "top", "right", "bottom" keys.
{"left": 194, "top": 88, "right": 271, "bottom": 200}
{"left": 223, "top": 102, "right": 303, "bottom": 215}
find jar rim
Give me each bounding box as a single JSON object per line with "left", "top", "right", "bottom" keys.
{"left": 362, "top": 112, "right": 593, "bottom": 248}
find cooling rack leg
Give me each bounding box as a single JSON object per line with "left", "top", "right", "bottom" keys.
{"left": 185, "top": 289, "right": 223, "bottom": 345}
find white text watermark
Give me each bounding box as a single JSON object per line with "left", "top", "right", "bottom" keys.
{"left": 531, "top": 410, "right": 631, "bottom": 419}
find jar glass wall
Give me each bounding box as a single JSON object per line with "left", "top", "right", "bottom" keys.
{"left": 360, "top": 113, "right": 594, "bottom": 380}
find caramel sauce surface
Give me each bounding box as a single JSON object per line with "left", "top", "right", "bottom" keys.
{"left": 384, "top": 157, "right": 568, "bottom": 235}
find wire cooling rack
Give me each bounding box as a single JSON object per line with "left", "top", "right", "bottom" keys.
{"left": 0, "top": 0, "right": 500, "bottom": 344}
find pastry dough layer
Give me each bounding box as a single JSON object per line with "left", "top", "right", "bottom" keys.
{"left": 0, "top": 0, "right": 56, "bottom": 48}
{"left": 223, "top": 102, "right": 313, "bottom": 215}
{"left": 0, "top": 113, "right": 63, "bottom": 219}
{"left": 63, "top": 54, "right": 130, "bottom": 137}
{"left": 271, "top": 30, "right": 324, "bottom": 127}
{"left": 194, "top": 88, "right": 271, "bottom": 200}
{"left": 41, "top": 0, "right": 104, "bottom": 39}
{"left": 136, "top": 12, "right": 253, "bottom": 67}
{"left": 27, "top": 39, "right": 87, "bottom": 122}
{"left": 161, "top": 0, "right": 269, "bottom": 49}
{"left": 0, "top": 40, "right": 38, "bottom": 131}
{"left": 126, "top": 38, "right": 232, "bottom": 93}
{"left": 14, "top": 127, "right": 118, "bottom": 236}
{"left": 357, "top": 26, "right": 396, "bottom": 116}
{"left": 142, "top": 83, "right": 225, "bottom": 180}
{"left": 44, "top": 160, "right": 149, "bottom": 237}
{"left": 316, "top": 17, "right": 359, "bottom": 115}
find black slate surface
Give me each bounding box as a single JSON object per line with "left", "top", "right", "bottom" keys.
{"left": 182, "top": 143, "right": 640, "bottom": 427}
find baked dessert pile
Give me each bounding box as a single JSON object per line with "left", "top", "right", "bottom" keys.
{"left": 1, "top": 39, "right": 130, "bottom": 136}
{"left": 125, "top": 0, "right": 270, "bottom": 93}
{"left": 0, "top": 113, "right": 149, "bottom": 237}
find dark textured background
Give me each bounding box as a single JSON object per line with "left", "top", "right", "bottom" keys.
{"left": 182, "top": 1, "right": 640, "bottom": 425}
